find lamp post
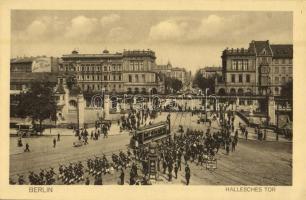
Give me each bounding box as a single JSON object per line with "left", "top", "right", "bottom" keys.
{"left": 76, "top": 95, "right": 79, "bottom": 134}
{"left": 205, "top": 88, "right": 209, "bottom": 121}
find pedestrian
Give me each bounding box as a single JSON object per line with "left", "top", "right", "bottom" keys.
{"left": 226, "top": 141, "right": 230, "bottom": 155}
{"left": 120, "top": 168, "right": 125, "bottom": 185}
{"left": 231, "top": 139, "right": 236, "bottom": 152}
{"left": 245, "top": 130, "right": 248, "bottom": 140}
{"left": 185, "top": 164, "right": 191, "bottom": 185}
{"left": 53, "top": 138, "right": 56, "bottom": 148}
{"left": 168, "top": 164, "right": 173, "bottom": 182}
{"left": 174, "top": 163, "right": 178, "bottom": 179}
{"left": 18, "top": 175, "right": 25, "bottom": 185}
{"left": 94, "top": 174, "right": 103, "bottom": 185}
{"left": 57, "top": 133, "right": 60, "bottom": 141}
{"left": 84, "top": 136, "right": 88, "bottom": 145}
{"left": 129, "top": 170, "right": 135, "bottom": 185}
{"left": 18, "top": 137, "right": 23, "bottom": 147}
{"left": 85, "top": 177, "right": 90, "bottom": 185}
{"left": 162, "top": 160, "right": 167, "bottom": 174}
{"left": 24, "top": 143, "right": 30, "bottom": 152}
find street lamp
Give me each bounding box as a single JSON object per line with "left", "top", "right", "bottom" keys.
{"left": 76, "top": 95, "right": 80, "bottom": 134}
{"left": 205, "top": 88, "right": 209, "bottom": 121}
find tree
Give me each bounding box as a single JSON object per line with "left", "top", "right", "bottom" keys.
{"left": 16, "top": 81, "right": 57, "bottom": 131}
{"left": 172, "top": 78, "right": 183, "bottom": 93}
{"left": 192, "top": 70, "right": 216, "bottom": 94}
{"left": 165, "top": 77, "right": 183, "bottom": 93}
{"left": 66, "top": 75, "right": 77, "bottom": 90}
{"left": 281, "top": 80, "right": 293, "bottom": 105}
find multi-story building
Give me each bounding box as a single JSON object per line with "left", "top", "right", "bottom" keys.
{"left": 153, "top": 61, "right": 172, "bottom": 77}
{"left": 216, "top": 47, "right": 257, "bottom": 96}
{"left": 11, "top": 56, "right": 60, "bottom": 73}
{"left": 270, "top": 45, "right": 293, "bottom": 96}
{"left": 216, "top": 40, "right": 293, "bottom": 96}
{"left": 61, "top": 49, "right": 124, "bottom": 93}
{"left": 199, "top": 66, "right": 222, "bottom": 79}
{"left": 60, "top": 49, "right": 164, "bottom": 94}
{"left": 170, "top": 67, "right": 186, "bottom": 84}
{"left": 122, "top": 50, "right": 162, "bottom": 94}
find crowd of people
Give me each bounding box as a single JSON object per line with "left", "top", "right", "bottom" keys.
{"left": 12, "top": 101, "right": 249, "bottom": 186}
{"left": 119, "top": 106, "right": 156, "bottom": 132}
{"left": 11, "top": 149, "right": 131, "bottom": 185}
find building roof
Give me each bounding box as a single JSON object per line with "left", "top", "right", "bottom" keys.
{"left": 249, "top": 40, "right": 273, "bottom": 56}
{"left": 202, "top": 67, "right": 222, "bottom": 72}
{"left": 222, "top": 48, "right": 254, "bottom": 57}
{"left": 171, "top": 67, "right": 186, "bottom": 72}
{"left": 62, "top": 53, "right": 123, "bottom": 59}
{"left": 271, "top": 44, "right": 293, "bottom": 59}
{"left": 10, "top": 58, "right": 34, "bottom": 64}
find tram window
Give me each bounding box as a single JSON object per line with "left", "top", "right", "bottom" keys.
{"left": 152, "top": 131, "right": 156, "bottom": 136}
{"left": 138, "top": 135, "right": 143, "bottom": 143}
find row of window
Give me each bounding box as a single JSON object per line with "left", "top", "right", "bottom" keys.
{"left": 231, "top": 74, "right": 251, "bottom": 83}
{"left": 273, "top": 58, "right": 292, "bottom": 65}
{"left": 11, "top": 66, "right": 32, "bottom": 72}
{"left": 274, "top": 76, "right": 292, "bottom": 84}
{"left": 231, "top": 60, "right": 249, "bottom": 71}
{"left": 81, "top": 84, "right": 123, "bottom": 91}
{"left": 11, "top": 84, "right": 24, "bottom": 90}
{"left": 128, "top": 74, "right": 154, "bottom": 83}
{"left": 62, "top": 64, "right": 122, "bottom": 72}
{"left": 274, "top": 66, "right": 292, "bottom": 74}
{"left": 78, "top": 75, "right": 122, "bottom": 81}
{"left": 258, "top": 57, "right": 293, "bottom": 65}
{"left": 127, "top": 60, "right": 147, "bottom": 71}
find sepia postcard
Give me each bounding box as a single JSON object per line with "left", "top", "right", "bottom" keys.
{"left": 0, "top": 0, "right": 306, "bottom": 200}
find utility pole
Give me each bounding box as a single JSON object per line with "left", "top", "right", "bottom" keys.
{"left": 77, "top": 95, "right": 80, "bottom": 134}
{"left": 205, "top": 88, "right": 209, "bottom": 121}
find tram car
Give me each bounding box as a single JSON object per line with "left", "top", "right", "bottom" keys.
{"left": 129, "top": 121, "right": 170, "bottom": 149}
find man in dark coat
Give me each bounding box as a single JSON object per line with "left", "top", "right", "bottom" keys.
{"left": 120, "top": 168, "right": 125, "bottom": 185}
{"left": 174, "top": 163, "right": 179, "bottom": 179}
{"left": 53, "top": 138, "right": 56, "bottom": 148}
{"left": 185, "top": 164, "right": 191, "bottom": 185}
{"left": 24, "top": 143, "right": 30, "bottom": 152}
{"left": 85, "top": 177, "right": 90, "bottom": 185}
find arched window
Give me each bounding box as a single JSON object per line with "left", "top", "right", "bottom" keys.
{"left": 237, "top": 88, "right": 244, "bottom": 95}
{"left": 134, "top": 88, "right": 139, "bottom": 94}
{"left": 230, "top": 88, "right": 236, "bottom": 95}
{"left": 218, "top": 88, "right": 226, "bottom": 95}
{"left": 69, "top": 100, "right": 77, "bottom": 108}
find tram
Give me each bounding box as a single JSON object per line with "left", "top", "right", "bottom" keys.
{"left": 129, "top": 121, "right": 170, "bottom": 149}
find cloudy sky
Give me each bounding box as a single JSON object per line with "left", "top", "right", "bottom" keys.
{"left": 11, "top": 10, "right": 292, "bottom": 73}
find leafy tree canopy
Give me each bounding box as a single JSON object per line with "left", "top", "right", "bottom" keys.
{"left": 192, "top": 70, "right": 216, "bottom": 95}
{"left": 165, "top": 76, "right": 183, "bottom": 93}
{"left": 16, "top": 81, "right": 57, "bottom": 127}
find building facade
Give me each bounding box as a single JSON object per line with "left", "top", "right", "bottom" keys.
{"left": 199, "top": 66, "right": 222, "bottom": 79}
{"left": 216, "top": 40, "right": 293, "bottom": 96}
{"left": 60, "top": 49, "right": 163, "bottom": 94}
{"left": 154, "top": 62, "right": 173, "bottom": 77}
{"left": 11, "top": 56, "right": 60, "bottom": 73}
{"left": 122, "top": 50, "right": 162, "bottom": 94}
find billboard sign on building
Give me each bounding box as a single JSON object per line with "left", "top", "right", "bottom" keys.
{"left": 32, "top": 57, "right": 52, "bottom": 72}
